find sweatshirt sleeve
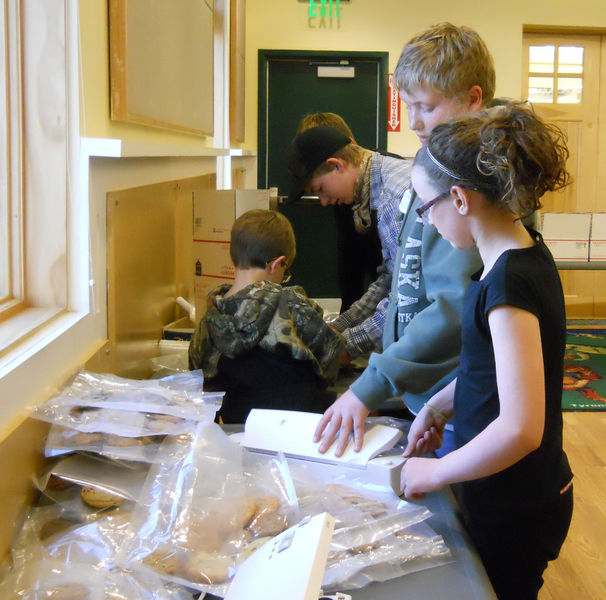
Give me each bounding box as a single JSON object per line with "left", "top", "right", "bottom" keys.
{"left": 331, "top": 266, "right": 391, "bottom": 356}
{"left": 350, "top": 225, "right": 482, "bottom": 411}
{"left": 286, "top": 287, "right": 346, "bottom": 384}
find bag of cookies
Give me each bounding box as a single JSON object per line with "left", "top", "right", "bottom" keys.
{"left": 33, "top": 370, "right": 223, "bottom": 426}
{"left": 4, "top": 505, "right": 196, "bottom": 600}
{"left": 323, "top": 521, "right": 452, "bottom": 591}
{"left": 118, "top": 421, "right": 299, "bottom": 596}
{"left": 286, "top": 462, "right": 452, "bottom": 591}
{"left": 43, "top": 424, "right": 170, "bottom": 463}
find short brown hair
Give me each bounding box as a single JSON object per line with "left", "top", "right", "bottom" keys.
{"left": 394, "top": 22, "right": 495, "bottom": 104}
{"left": 297, "top": 112, "right": 355, "bottom": 141}
{"left": 311, "top": 143, "right": 366, "bottom": 177}
{"left": 230, "top": 209, "right": 296, "bottom": 269}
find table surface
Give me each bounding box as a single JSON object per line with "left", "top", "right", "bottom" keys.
{"left": 225, "top": 419, "right": 496, "bottom": 599}
{"left": 349, "top": 485, "right": 496, "bottom": 599}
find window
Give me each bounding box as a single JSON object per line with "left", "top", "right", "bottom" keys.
{"left": 527, "top": 43, "right": 584, "bottom": 104}
{"left": 0, "top": 0, "right": 78, "bottom": 358}
{"left": 1, "top": 0, "right": 21, "bottom": 310}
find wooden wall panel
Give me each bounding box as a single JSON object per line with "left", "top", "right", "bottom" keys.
{"left": 107, "top": 173, "right": 215, "bottom": 378}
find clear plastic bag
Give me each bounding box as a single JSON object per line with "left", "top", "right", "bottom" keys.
{"left": 286, "top": 458, "right": 452, "bottom": 591}
{"left": 4, "top": 507, "right": 196, "bottom": 600}
{"left": 33, "top": 370, "right": 222, "bottom": 425}
{"left": 119, "top": 421, "right": 299, "bottom": 596}
{"left": 43, "top": 424, "right": 171, "bottom": 463}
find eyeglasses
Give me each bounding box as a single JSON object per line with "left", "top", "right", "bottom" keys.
{"left": 281, "top": 263, "right": 293, "bottom": 284}
{"left": 415, "top": 191, "right": 451, "bottom": 224}
{"left": 267, "top": 259, "right": 293, "bottom": 284}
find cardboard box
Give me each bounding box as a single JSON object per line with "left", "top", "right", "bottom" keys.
{"left": 192, "top": 188, "right": 271, "bottom": 319}
{"left": 193, "top": 189, "right": 271, "bottom": 242}
{"left": 541, "top": 212, "right": 591, "bottom": 261}
{"left": 589, "top": 213, "right": 606, "bottom": 261}
{"left": 193, "top": 240, "right": 235, "bottom": 279}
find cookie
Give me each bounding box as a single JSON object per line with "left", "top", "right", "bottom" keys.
{"left": 102, "top": 434, "right": 152, "bottom": 447}
{"left": 142, "top": 547, "right": 181, "bottom": 576}
{"left": 181, "top": 551, "right": 232, "bottom": 584}
{"left": 248, "top": 494, "right": 281, "bottom": 519}
{"left": 80, "top": 486, "right": 125, "bottom": 509}
{"left": 46, "top": 474, "right": 75, "bottom": 491}
{"left": 71, "top": 432, "right": 104, "bottom": 445}
{"left": 246, "top": 511, "right": 288, "bottom": 538}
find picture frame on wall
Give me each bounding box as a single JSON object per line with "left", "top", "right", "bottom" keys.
{"left": 109, "top": 0, "right": 214, "bottom": 136}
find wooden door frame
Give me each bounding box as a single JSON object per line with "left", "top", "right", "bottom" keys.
{"left": 257, "top": 49, "right": 389, "bottom": 188}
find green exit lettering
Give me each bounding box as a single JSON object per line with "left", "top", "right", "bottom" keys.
{"left": 309, "top": 0, "right": 340, "bottom": 18}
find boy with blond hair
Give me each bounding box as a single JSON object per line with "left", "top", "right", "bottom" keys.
{"left": 313, "top": 22, "right": 493, "bottom": 456}
{"left": 189, "top": 209, "right": 344, "bottom": 424}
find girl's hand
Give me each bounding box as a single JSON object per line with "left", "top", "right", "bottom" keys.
{"left": 403, "top": 405, "right": 446, "bottom": 457}
{"left": 400, "top": 457, "right": 443, "bottom": 500}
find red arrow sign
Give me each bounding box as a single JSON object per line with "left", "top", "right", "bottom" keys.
{"left": 388, "top": 73, "right": 400, "bottom": 132}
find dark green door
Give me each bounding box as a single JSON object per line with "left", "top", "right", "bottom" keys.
{"left": 258, "top": 50, "right": 388, "bottom": 298}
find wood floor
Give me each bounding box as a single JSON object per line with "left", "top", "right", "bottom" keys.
{"left": 539, "top": 412, "right": 606, "bottom": 600}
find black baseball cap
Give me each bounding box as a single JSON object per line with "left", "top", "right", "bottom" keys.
{"left": 286, "top": 126, "right": 351, "bottom": 203}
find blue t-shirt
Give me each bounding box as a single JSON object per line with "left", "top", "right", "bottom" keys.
{"left": 454, "top": 231, "right": 572, "bottom": 515}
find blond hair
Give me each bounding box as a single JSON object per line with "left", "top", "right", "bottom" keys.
{"left": 394, "top": 22, "right": 495, "bottom": 104}
{"left": 297, "top": 112, "right": 355, "bottom": 141}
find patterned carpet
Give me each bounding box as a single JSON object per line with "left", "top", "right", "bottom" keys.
{"left": 563, "top": 329, "right": 606, "bottom": 411}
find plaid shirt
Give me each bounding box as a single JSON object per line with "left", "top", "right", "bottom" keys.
{"left": 332, "top": 153, "right": 412, "bottom": 357}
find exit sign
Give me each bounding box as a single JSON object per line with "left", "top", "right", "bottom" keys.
{"left": 306, "top": 0, "right": 347, "bottom": 18}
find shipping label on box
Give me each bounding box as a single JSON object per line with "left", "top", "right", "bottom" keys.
{"left": 193, "top": 240, "right": 235, "bottom": 279}
{"left": 541, "top": 212, "right": 591, "bottom": 261}
{"left": 590, "top": 213, "right": 606, "bottom": 261}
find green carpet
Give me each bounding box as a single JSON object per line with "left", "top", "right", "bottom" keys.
{"left": 563, "top": 329, "right": 606, "bottom": 411}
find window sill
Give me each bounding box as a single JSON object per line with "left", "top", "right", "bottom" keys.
{"left": 0, "top": 308, "right": 83, "bottom": 375}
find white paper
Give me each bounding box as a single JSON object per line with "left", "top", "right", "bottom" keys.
{"left": 242, "top": 409, "right": 402, "bottom": 466}
{"left": 225, "top": 512, "right": 335, "bottom": 600}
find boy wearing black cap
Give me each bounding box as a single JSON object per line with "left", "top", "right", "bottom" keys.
{"left": 288, "top": 125, "right": 411, "bottom": 361}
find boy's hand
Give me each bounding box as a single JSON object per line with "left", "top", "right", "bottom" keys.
{"left": 313, "top": 390, "right": 369, "bottom": 457}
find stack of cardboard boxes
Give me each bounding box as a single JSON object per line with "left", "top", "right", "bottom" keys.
{"left": 541, "top": 212, "right": 606, "bottom": 262}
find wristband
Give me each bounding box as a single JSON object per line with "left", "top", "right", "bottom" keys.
{"left": 423, "top": 402, "right": 448, "bottom": 422}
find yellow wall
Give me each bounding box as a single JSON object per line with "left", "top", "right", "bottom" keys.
{"left": 245, "top": 0, "right": 606, "bottom": 157}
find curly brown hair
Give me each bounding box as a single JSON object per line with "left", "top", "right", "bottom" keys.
{"left": 414, "top": 102, "right": 570, "bottom": 218}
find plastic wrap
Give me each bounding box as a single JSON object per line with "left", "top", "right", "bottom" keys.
{"left": 119, "top": 421, "right": 299, "bottom": 596}
{"left": 4, "top": 508, "right": 195, "bottom": 600}
{"left": 44, "top": 424, "right": 172, "bottom": 463}
{"left": 33, "top": 370, "right": 222, "bottom": 425}
{"left": 286, "top": 459, "right": 452, "bottom": 591}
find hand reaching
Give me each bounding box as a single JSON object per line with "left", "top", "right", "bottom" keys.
{"left": 313, "top": 389, "right": 370, "bottom": 457}
{"left": 403, "top": 404, "right": 446, "bottom": 457}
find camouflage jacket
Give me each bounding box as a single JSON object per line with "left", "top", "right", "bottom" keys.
{"left": 188, "top": 281, "right": 344, "bottom": 383}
